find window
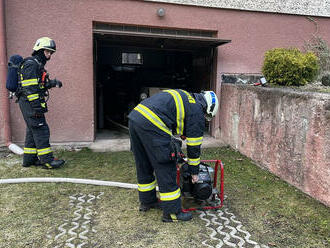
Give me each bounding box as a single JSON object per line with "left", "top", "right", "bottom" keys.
{"left": 122, "top": 53, "right": 143, "bottom": 65}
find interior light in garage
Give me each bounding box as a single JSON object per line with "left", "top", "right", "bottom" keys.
{"left": 157, "top": 8, "right": 165, "bottom": 17}
{"left": 122, "top": 53, "right": 143, "bottom": 65}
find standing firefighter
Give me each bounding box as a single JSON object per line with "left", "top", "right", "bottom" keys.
{"left": 17, "top": 37, "right": 65, "bottom": 169}
{"left": 128, "top": 89, "right": 219, "bottom": 222}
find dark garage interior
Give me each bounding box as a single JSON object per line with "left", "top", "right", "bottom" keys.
{"left": 93, "top": 25, "right": 229, "bottom": 135}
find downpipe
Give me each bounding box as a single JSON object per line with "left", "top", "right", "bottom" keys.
{"left": 0, "top": 0, "right": 23, "bottom": 155}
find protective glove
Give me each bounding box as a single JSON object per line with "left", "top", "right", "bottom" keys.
{"left": 55, "top": 79, "right": 63, "bottom": 88}
{"left": 47, "top": 79, "right": 62, "bottom": 88}
{"left": 191, "top": 174, "right": 199, "bottom": 184}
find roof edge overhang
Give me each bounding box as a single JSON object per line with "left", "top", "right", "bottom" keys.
{"left": 94, "top": 29, "right": 231, "bottom": 47}
{"left": 93, "top": 23, "right": 231, "bottom": 49}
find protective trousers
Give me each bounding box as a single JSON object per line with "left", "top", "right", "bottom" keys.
{"left": 129, "top": 120, "right": 181, "bottom": 215}
{"left": 18, "top": 98, "right": 54, "bottom": 165}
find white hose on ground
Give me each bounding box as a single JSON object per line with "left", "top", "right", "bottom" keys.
{"left": 0, "top": 177, "right": 159, "bottom": 190}
{"left": 8, "top": 143, "right": 24, "bottom": 155}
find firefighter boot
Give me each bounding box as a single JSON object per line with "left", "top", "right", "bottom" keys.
{"left": 22, "top": 158, "right": 42, "bottom": 167}
{"left": 139, "top": 200, "right": 162, "bottom": 212}
{"left": 42, "top": 159, "right": 65, "bottom": 169}
{"left": 162, "top": 210, "right": 192, "bottom": 222}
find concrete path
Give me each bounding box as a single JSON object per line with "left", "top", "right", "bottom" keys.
{"left": 90, "top": 130, "right": 225, "bottom": 152}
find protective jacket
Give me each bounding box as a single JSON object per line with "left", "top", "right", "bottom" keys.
{"left": 129, "top": 89, "right": 205, "bottom": 174}
{"left": 17, "top": 53, "right": 54, "bottom": 165}
{"left": 128, "top": 89, "right": 205, "bottom": 215}
{"left": 17, "top": 55, "right": 49, "bottom": 115}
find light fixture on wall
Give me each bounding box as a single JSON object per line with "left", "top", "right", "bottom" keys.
{"left": 157, "top": 8, "right": 165, "bottom": 17}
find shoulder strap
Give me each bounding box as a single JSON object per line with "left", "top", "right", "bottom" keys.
{"left": 18, "top": 57, "right": 43, "bottom": 74}
{"left": 21, "top": 57, "right": 41, "bottom": 66}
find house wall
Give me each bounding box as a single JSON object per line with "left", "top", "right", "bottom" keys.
{"left": 219, "top": 84, "right": 330, "bottom": 206}
{"left": 1, "top": 0, "right": 330, "bottom": 144}
{"left": 144, "top": 0, "right": 330, "bottom": 17}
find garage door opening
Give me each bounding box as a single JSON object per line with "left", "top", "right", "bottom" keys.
{"left": 93, "top": 24, "right": 230, "bottom": 139}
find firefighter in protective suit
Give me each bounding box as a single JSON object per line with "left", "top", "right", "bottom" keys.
{"left": 17, "top": 37, "right": 65, "bottom": 169}
{"left": 128, "top": 89, "right": 219, "bottom": 222}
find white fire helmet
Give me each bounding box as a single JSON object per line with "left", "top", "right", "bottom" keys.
{"left": 202, "top": 91, "right": 219, "bottom": 121}
{"left": 33, "top": 37, "right": 56, "bottom": 52}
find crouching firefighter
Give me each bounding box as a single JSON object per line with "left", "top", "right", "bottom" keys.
{"left": 16, "top": 37, "right": 65, "bottom": 169}
{"left": 128, "top": 89, "right": 219, "bottom": 222}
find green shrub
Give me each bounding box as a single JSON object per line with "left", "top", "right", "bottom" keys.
{"left": 262, "top": 48, "right": 319, "bottom": 86}
{"left": 304, "top": 36, "right": 330, "bottom": 77}
{"left": 321, "top": 73, "right": 330, "bottom": 86}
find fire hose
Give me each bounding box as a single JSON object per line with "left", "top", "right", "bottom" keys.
{"left": 0, "top": 177, "right": 152, "bottom": 189}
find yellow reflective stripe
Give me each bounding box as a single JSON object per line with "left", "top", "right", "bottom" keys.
{"left": 163, "top": 90, "right": 185, "bottom": 135}
{"left": 22, "top": 79, "right": 38, "bottom": 83}
{"left": 23, "top": 147, "right": 37, "bottom": 154}
{"left": 181, "top": 90, "right": 196, "bottom": 103}
{"left": 41, "top": 103, "right": 46, "bottom": 108}
{"left": 170, "top": 214, "right": 178, "bottom": 221}
{"left": 186, "top": 137, "right": 203, "bottom": 146}
{"left": 27, "top": 94, "right": 39, "bottom": 101}
{"left": 22, "top": 82, "right": 38, "bottom": 86}
{"left": 134, "top": 104, "right": 172, "bottom": 136}
{"left": 159, "top": 188, "right": 181, "bottom": 201}
{"left": 188, "top": 157, "right": 200, "bottom": 166}
{"left": 44, "top": 163, "right": 52, "bottom": 169}
{"left": 138, "top": 180, "right": 156, "bottom": 192}
{"left": 37, "top": 147, "right": 52, "bottom": 156}
{"left": 21, "top": 79, "right": 38, "bottom": 87}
